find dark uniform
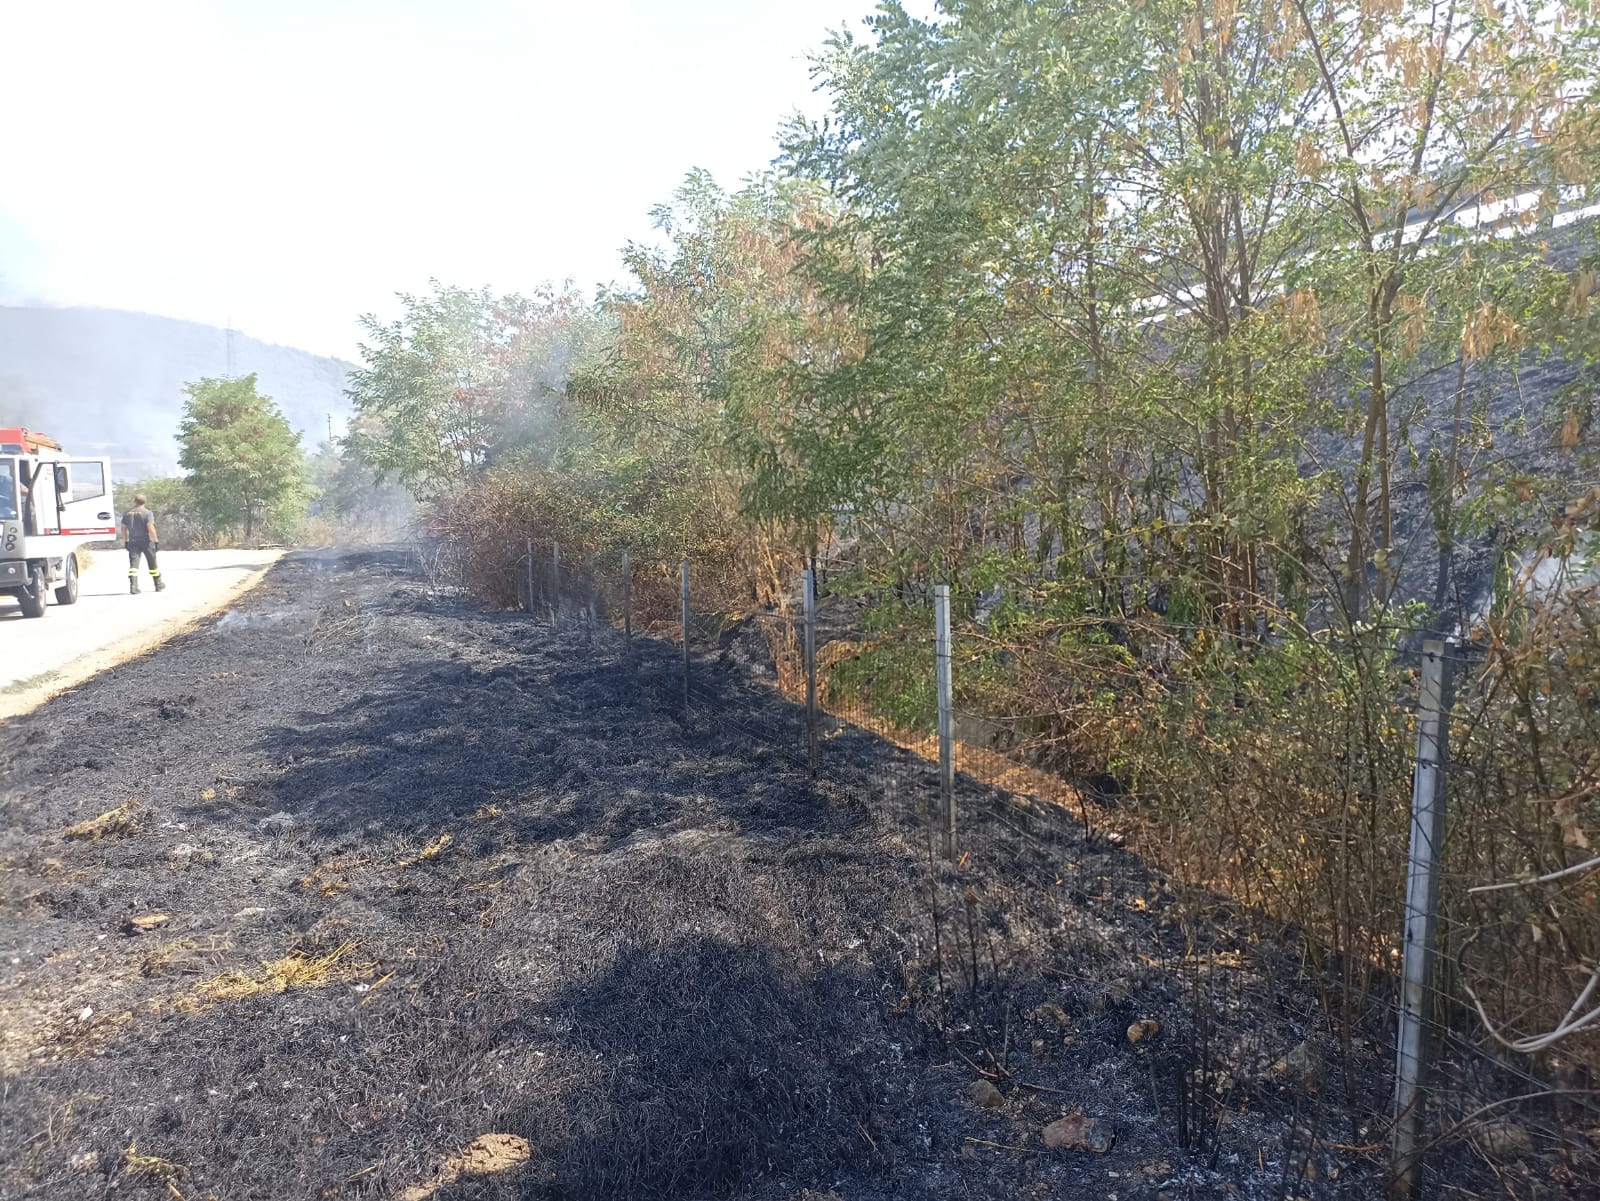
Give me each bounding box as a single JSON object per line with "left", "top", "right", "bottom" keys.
{"left": 121, "top": 503, "right": 164, "bottom": 593}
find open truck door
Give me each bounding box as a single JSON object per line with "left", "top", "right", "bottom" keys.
{"left": 53, "top": 458, "right": 117, "bottom": 539}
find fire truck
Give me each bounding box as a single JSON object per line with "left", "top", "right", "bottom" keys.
{"left": 0, "top": 428, "right": 117, "bottom": 618}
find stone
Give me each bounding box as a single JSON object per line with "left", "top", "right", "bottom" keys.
{"left": 1042, "top": 1110, "right": 1114, "bottom": 1153}
{"left": 122, "top": 912, "right": 171, "bottom": 934}
{"left": 1478, "top": 1119, "right": 1532, "bottom": 1159}
{"left": 1271, "top": 1041, "right": 1325, "bottom": 1092}
{"left": 1127, "top": 1018, "right": 1161, "bottom": 1044}
{"left": 968, "top": 1079, "right": 1004, "bottom": 1110}
{"left": 1030, "top": 1001, "right": 1069, "bottom": 1026}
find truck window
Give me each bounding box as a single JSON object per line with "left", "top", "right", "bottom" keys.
{"left": 68, "top": 462, "right": 107, "bottom": 502}
{"left": 0, "top": 459, "right": 17, "bottom": 522}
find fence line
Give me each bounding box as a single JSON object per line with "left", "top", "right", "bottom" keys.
{"left": 505, "top": 537, "right": 1599, "bottom": 1197}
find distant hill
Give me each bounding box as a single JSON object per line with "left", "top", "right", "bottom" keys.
{"left": 0, "top": 306, "right": 353, "bottom": 478}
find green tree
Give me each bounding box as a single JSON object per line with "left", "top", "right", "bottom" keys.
{"left": 177, "top": 374, "right": 309, "bottom": 541}
{"left": 345, "top": 281, "right": 608, "bottom": 499}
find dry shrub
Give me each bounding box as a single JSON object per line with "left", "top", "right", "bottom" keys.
{"left": 958, "top": 617, "right": 1415, "bottom": 999}
{"left": 944, "top": 550, "right": 1600, "bottom": 1070}
{"left": 429, "top": 469, "right": 808, "bottom": 631}
{"left": 1444, "top": 534, "right": 1600, "bottom": 1067}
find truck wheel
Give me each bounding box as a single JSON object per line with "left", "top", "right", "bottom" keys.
{"left": 18, "top": 567, "right": 47, "bottom": 618}
{"left": 55, "top": 554, "right": 80, "bottom": 605}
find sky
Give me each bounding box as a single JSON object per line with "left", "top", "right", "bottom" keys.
{"left": 0, "top": 0, "right": 930, "bottom": 361}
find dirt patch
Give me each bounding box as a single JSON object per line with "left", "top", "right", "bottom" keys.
{"left": 400, "top": 1133, "right": 533, "bottom": 1201}
{"left": 0, "top": 546, "right": 1534, "bottom": 1200}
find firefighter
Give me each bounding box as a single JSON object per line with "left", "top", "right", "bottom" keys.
{"left": 121, "top": 494, "right": 164, "bottom": 594}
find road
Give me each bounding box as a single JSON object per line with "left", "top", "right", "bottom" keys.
{"left": 0, "top": 546, "right": 281, "bottom": 713}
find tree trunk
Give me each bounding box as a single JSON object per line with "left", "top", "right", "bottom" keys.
{"left": 1345, "top": 281, "right": 1398, "bottom": 621}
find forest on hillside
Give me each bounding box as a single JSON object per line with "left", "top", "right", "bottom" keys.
{"left": 336, "top": 0, "right": 1600, "bottom": 1098}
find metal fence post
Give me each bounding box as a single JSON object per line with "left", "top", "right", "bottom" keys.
{"left": 803, "top": 568, "right": 819, "bottom": 778}
{"left": 525, "top": 537, "right": 534, "bottom": 614}
{"left": 622, "top": 551, "right": 633, "bottom": 662}
{"left": 1391, "top": 639, "right": 1453, "bottom": 1199}
{"left": 680, "top": 561, "right": 691, "bottom": 717}
{"left": 586, "top": 553, "right": 598, "bottom": 650}
{"left": 935, "top": 584, "right": 956, "bottom": 860}
{"left": 549, "top": 542, "right": 561, "bottom": 626}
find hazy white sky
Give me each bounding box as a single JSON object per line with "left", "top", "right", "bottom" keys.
{"left": 0, "top": 1, "right": 923, "bottom": 360}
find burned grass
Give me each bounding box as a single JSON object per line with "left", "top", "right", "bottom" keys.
{"left": 0, "top": 547, "right": 1516, "bottom": 1200}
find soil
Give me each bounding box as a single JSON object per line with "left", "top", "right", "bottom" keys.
{"left": 0, "top": 548, "right": 1467, "bottom": 1200}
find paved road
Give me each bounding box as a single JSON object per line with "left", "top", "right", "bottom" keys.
{"left": 0, "top": 547, "right": 281, "bottom": 710}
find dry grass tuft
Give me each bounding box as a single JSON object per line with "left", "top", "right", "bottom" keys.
{"left": 122, "top": 1140, "right": 187, "bottom": 1199}
{"left": 180, "top": 942, "right": 364, "bottom": 1010}
{"left": 140, "top": 935, "right": 232, "bottom": 979}
{"left": 295, "top": 859, "right": 354, "bottom": 897}
{"left": 400, "top": 833, "right": 453, "bottom": 868}
{"left": 63, "top": 802, "right": 140, "bottom": 842}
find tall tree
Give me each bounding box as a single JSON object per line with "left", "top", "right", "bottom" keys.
{"left": 1290, "top": 0, "right": 1600, "bottom": 616}
{"left": 345, "top": 281, "right": 605, "bottom": 499}
{"left": 177, "top": 374, "right": 309, "bottom": 541}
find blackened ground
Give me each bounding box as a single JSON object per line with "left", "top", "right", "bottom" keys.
{"left": 1, "top": 549, "right": 1419, "bottom": 1201}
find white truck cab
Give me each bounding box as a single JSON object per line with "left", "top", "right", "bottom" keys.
{"left": 1, "top": 428, "right": 117, "bottom": 618}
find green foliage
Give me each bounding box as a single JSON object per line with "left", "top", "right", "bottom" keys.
{"left": 824, "top": 639, "right": 938, "bottom": 734}
{"left": 337, "top": 0, "right": 1600, "bottom": 1067}
{"left": 114, "top": 476, "right": 217, "bottom": 550}
{"left": 176, "top": 375, "right": 310, "bottom": 541}
{"left": 345, "top": 281, "right": 609, "bottom": 500}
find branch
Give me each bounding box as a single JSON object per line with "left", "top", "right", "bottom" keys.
{"left": 1463, "top": 959, "right": 1600, "bottom": 1054}
{"left": 1468, "top": 854, "right": 1600, "bottom": 894}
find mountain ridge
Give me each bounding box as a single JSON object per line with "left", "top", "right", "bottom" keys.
{"left": 0, "top": 304, "right": 354, "bottom": 478}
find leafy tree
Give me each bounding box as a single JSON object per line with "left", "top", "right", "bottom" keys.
{"left": 567, "top": 171, "right": 860, "bottom": 598}
{"left": 177, "top": 374, "right": 309, "bottom": 541}
{"left": 1286, "top": 0, "right": 1600, "bottom": 616}
{"left": 345, "top": 281, "right": 608, "bottom": 499}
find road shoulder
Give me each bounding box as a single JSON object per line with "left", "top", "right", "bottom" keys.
{"left": 0, "top": 550, "right": 283, "bottom": 721}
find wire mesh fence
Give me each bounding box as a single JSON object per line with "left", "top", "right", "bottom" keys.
{"left": 480, "top": 537, "right": 1599, "bottom": 1197}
